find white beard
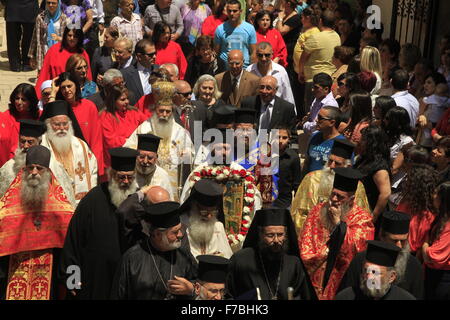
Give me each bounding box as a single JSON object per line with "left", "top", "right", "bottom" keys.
{"left": 20, "top": 170, "right": 51, "bottom": 210}
{"left": 188, "top": 209, "right": 216, "bottom": 246}
{"left": 160, "top": 232, "right": 182, "bottom": 251}
{"left": 359, "top": 272, "right": 392, "bottom": 299}
{"left": 136, "top": 162, "right": 157, "bottom": 186}
{"left": 46, "top": 123, "right": 74, "bottom": 153}
{"left": 319, "top": 200, "right": 351, "bottom": 231}
{"left": 150, "top": 114, "right": 173, "bottom": 142}
{"left": 12, "top": 147, "right": 27, "bottom": 174}
{"left": 394, "top": 243, "right": 410, "bottom": 284}
{"left": 108, "top": 177, "right": 138, "bottom": 208}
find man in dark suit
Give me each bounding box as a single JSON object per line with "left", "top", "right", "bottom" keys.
{"left": 240, "top": 76, "right": 296, "bottom": 132}
{"left": 3, "top": 0, "right": 39, "bottom": 72}
{"left": 173, "top": 80, "right": 208, "bottom": 145}
{"left": 121, "top": 38, "right": 157, "bottom": 106}
{"left": 215, "top": 50, "right": 260, "bottom": 107}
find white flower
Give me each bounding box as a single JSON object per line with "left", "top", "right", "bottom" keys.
{"left": 217, "top": 174, "right": 226, "bottom": 180}
{"left": 223, "top": 169, "right": 230, "bottom": 175}
{"left": 211, "top": 167, "right": 218, "bottom": 175}
{"left": 243, "top": 222, "right": 251, "bottom": 228}
{"left": 243, "top": 206, "right": 251, "bottom": 214}
{"left": 237, "top": 234, "right": 245, "bottom": 241}
{"left": 243, "top": 215, "right": 251, "bottom": 222}
{"left": 247, "top": 189, "right": 255, "bottom": 194}
{"left": 228, "top": 234, "right": 234, "bottom": 241}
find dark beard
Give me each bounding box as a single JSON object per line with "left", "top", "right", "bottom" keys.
{"left": 258, "top": 238, "right": 288, "bottom": 262}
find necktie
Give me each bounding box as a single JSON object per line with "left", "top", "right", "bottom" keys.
{"left": 260, "top": 103, "right": 271, "bottom": 130}
{"left": 231, "top": 77, "right": 238, "bottom": 97}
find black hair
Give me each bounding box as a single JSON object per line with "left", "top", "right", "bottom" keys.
{"left": 354, "top": 124, "right": 391, "bottom": 174}
{"left": 313, "top": 72, "right": 333, "bottom": 91}
{"left": 429, "top": 181, "right": 450, "bottom": 244}
{"left": 152, "top": 21, "right": 171, "bottom": 45}
{"left": 214, "top": 0, "right": 227, "bottom": 18}
{"left": 382, "top": 106, "right": 413, "bottom": 148}
{"left": 8, "top": 83, "right": 39, "bottom": 119}
{"left": 374, "top": 95, "right": 396, "bottom": 121}
{"left": 61, "top": 26, "right": 84, "bottom": 53}
{"left": 347, "top": 55, "right": 361, "bottom": 73}
{"left": 301, "top": 7, "right": 319, "bottom": 26}
{"left": 320, "top": 10, "right": 335, "bottom": 28}
{"left": 425, "top": 71, "right": 447, "bottom": 87}
{"left": 55, "top": 71, "right": 82, "bottom": 102}
{"left": 344, "top": 90, "right": 372, "bottom": 136}
{"left": 135, "top": 38, "right": 154, "bottom": 55}
{"left": 390, "top": 69, "right": 409, "bottom": 91}
{"left": 226, "top": 0, "right": 241, "bottom": 10}
{"left": 253, "top": 10, "right": 274, "bottom": 31}
{"left": 322, "top": 106, "right": 342, "bottom": 129}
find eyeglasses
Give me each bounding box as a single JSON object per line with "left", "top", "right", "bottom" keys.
{"left": 337, "top": 81, "right": 346, "bottom": 87}
{"left": 317, "top": 114, "right": 332, "bottom": 122}
{"left": 199, "top": 283, "right": 226, "bottom": 298}
{"left": 257, "top": 53, "right": 272, "bottom": 58}
{"left": 177, "top": 91, "right": 192, "bottom": 97}
{"left": 199, "top": 209, "right": 218, "bottom": 217}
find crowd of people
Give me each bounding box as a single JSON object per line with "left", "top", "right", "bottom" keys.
{"left": 0, "top": 0, "right": 449, "bottom": 301}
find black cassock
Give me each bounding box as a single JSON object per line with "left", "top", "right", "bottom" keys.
{"left": 338, "top": 250, "right": 424, "bottom": 299}
{"left": 58, "top": 183, "right": 123, "bottom": 300}
{"left": 335, "top": 285, "right": 416, "bottom": 300}
{"left": 110, "top": 241, "right": 198, "bottom": 300}
{"left": 227, "top": 247, "right": 314, "bottom": 300}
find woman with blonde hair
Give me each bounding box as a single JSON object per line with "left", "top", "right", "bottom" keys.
{"left": 66, "top": 53, "right": 97, "bottom": 98}
{"left": 360, "top": 46, "right": 382, "bottom": 95}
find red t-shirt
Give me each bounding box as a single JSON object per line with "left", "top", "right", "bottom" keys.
{"left": 155, "top": 41, "right": 187, "bottom": 80}
{"left": 256, "top": 29, "right": 288, "bottom": 67}
{"left": 201, "top": 15, "right": 227, "bottom": 38}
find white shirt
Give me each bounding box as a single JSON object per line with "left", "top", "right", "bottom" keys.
{"left": 137, "top": 63, "right": 151, "bottom": 95}
{"left": 246, "top": 61, "right": 296, "bottom": 112}
{"left": 258, "top": 97, "right": 275, "bottom": 131}
{"left": 86, "top": 0, "right": 105, "bottom": 24}
{"left": 392, "top": 91, "right": 419, "bottom": 128}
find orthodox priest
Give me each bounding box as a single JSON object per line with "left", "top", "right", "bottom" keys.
{"left": 0, "top": 146, "right": 74, "bottom": 300}
{"left": 124, "top": 81, "right": 194, "bottom": 201}
{"left": 194, "top": 255, "right": 230, "bottom": 300}
{"left": 335, "top": 240, "right": 416, "bottom": 300}
{"left": 227, "top": 208, "right": 316, "bottom": 300}
{"left": 291, "top": 139, "right": 370, "bottom": 234}
{"left": 299, "top": 167, "right": 375, "bottom": 300}
{"left": 339, "top": 211, "right": 424, "bottom": 299}
{"left": 111, "top": 201, "right": 198, "bottom": 300}
{"left": 59, "top": 147, "right": 139, "bottom": 299}
{"left": 0, "top": 119, "right": 46, "bottom": 198}
{"left": 179, "top": 179, "right": 233, "bottom": 260}
{"left": 135, "top": 133, "right": 175, "bottom": 199}
{"left": 40, "top": 100, "right": 98, "bottom": 206}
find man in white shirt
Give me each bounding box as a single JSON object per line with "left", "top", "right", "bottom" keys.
{"left": 246, "top": 41, "right": 296, "bottom": 110}
{"left": 391, "top": 69, "right": 419, "bottom": 128}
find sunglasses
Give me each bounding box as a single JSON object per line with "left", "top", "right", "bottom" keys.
{"left": 317, "top": 114, "right": 332, "bottom": 121}
{"left": 143, "top": 51, "right": 156, "bottom": 57}
{"left": 257, "top": 53, "right": 272, "bottom": 58}
{"left": 177, "top": 91, "right": 192, "bottom": 97}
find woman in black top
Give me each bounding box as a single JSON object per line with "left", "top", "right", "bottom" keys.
{"left": 91, "top": 26, "right": 119, "bottom": 85}
{"left": 184, "top": 35, "right": 226, "bottom": 88}
{"left": 354, "top": 125, "right": 391, "bottom": 228}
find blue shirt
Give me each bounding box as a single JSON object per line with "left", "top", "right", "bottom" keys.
{"left": 214, "top": 21, "right": 257, "bottom": 69}
{"left": 81, "top": 80, "right": 98, "bottom": 99}
{"left": 306, "top": 132, "right": 345, "bottom": 173}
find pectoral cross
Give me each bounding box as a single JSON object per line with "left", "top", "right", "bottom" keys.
{"left": 75, "top": 162, "right": 85, "bottom": 181}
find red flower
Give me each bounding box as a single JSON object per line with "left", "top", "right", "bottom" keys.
{"left": 207, "top": 169, "right": 213, "bottom": 175}
{"left": 194, "top": 172, "right": 201, "bottom": 177}
{"left": 239, "top": 169, "right": 247, "bottom": 177}
{"left": 246, "top": 193, "right": 254, "bottom": 198}
{"left": 246, "top": 184, "right": 253, "bottom": 189}
{"left": 245, "top": 176, "right": 254, "bottom": 182}
{"left": 232, "top": 170, "right": 239, "bottom": 175}
{"left": 216, "top": 170, "right": 223, "bottom": 174}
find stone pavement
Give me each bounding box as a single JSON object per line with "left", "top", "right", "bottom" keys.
{"left": 0, "top": 17, "right": 38, "bottom": 112}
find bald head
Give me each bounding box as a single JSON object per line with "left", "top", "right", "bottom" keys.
{"left": 173, "top": 80, "right": 193, "bottom": 106}
{"left": 145, "top": 186, "right": 170, "bottom": 204}
{"left": 259, "top": 76, "right": 278, "bottom": 103}
{"left": 228, "top": 50, "right": 243, "bottom": 61}
{"left": 174, "top": 80, "right": 191, "bottom": 91}
{"left": 228, "top": 50, "right": 244, "bottom": 77}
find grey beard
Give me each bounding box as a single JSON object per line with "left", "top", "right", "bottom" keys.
{"left": 150, "top": 114, "right": 173, "bottom": 142}
{"left": 136, "top": 163, "right": 157, "bottom": 186}
{"left": 188, "top": 209, "right": 216, "bottom": 246}
{"left": 20, "top": 170, "right": 51, "bottom": 210}
{"left": 359, "top": 272, "right": 392, "bottom": 299}
{"left": 46, "top": 123, "right": 74, "bottom": 153}
{"left": 319, "top": 201, "right": 351, "bottom": 231}
{"left": 13, "top": 148, "right": 26, "bottom": 174}
{"left": 108, "top": 178, "right": 138, "bottom": 208}
{"left": 393, "top": 244, "right": 410, "bottom": 284}
{"left": 161, "top": 232, "right": 182, "bottom": 251}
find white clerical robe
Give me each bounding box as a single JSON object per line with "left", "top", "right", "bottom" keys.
{"left": 136, "top": 165, "right": 176, "bottom": 200}
{"left": 186, "top": 221, "right": 233, "bottom": 260}
{"left": 41, "top": 134, "right": 98, "bottom": 205}
{"left": 0, "top": 153, "right": 77, "bottom": 208}
{"left": 124, "top": 119, "right": 194, "bottom": 201}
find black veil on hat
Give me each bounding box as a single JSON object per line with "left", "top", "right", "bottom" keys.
{"left": 180, "top": 179, "right": 225, "bottom": 223}
{"left": 137, "top": 133, "right": 161, "bottom": 152}
{"left": 381, "top": 211, "right": 410, "bottom": 235}
{"left": 197, "top": 255, "right": 230, "bottom": 284}
{"left": 40, "top": 100, "right": 87, "bottom": 144}
{"left": 19, "top": 119, "right": 46, "bottom": 137}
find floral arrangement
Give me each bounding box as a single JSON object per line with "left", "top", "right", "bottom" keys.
{"left": 189, "top": 165, "right": 257, "bottom": 245}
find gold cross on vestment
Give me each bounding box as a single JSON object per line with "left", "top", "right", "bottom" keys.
{"left": 74, "top": 162, "right": 85, "bottom": 181}
{"left": 36, "top": 282, "right": 44, "bottom": 293}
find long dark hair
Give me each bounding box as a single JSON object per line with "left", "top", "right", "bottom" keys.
{"left": 8, "top": 83, "right": 39, "bottom": 119}
{"left": 55, "top": 72, "right": 82, "bottom": 102}
{"left": 152, "top": 21, "right": 171, "bottom": 45}
{"left": 214, "top": 0, "right": 227, "bottom": 18}
{"left": 354, "top": 124, "right": 391, "bottom": 173}
{"left": 382, "top": 106, "right": 413, "bottom": 148}
{"left": 104, "top": 85, "right": 137, "bottom": 120}
{"left": 61, "top": 26, "right": 85, "bottom": 53}
{"left": 344, "top": 90, "right": 372, "bottom": 136}
{"left": 401, "top": 163, "right": 439, "bottom": 215}
{"left": 429, "top": 181, "right": 450, "bottom": 244}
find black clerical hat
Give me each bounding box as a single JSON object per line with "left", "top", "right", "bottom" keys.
{"left": 191, "top": 179, "right": 224, "bottom": 207}
{"left": 41, "top": 100, "right": 71, "bottom": 118}
{"left": 197, "top": 255, "right": 230, "bottom": 284}
{"left": 142, "top": 201, "right": 180, "bottom": 228}
{"left": 19, "top": 119, "right": 46, "bottom": 137}
{"left": 381, "top": 211, "right": 410, "bottom": 235}
{"left": 332, "top": 167, "right": 364, "bottom": 192}
{"left": 365, "top": 240, "right": 401, "bottom": 267}
{"left": 331, "top": 139, "right": 355, "bottom": 160}
{"left": 26, "top": 145, "right": 51, "bottom": 168}
{"left": 109, "top": 147, "right": 138, "bottom": 171}
{"left": 212, "top": 105, "right": 235, "bottom": 125}
{"left": 137, "top": 133, "right": 161, "bottom": 152}
{"left": 234, "top": 108, "right": 256, "bottom": 124}
{"left": 259, "top": 208, "right": 289, "bottom": 226}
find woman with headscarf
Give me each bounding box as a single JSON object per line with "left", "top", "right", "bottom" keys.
{"left": 28, "top": 0, "right": 69, "bottom": 72}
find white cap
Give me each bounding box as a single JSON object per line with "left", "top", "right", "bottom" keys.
{"left": 41, "top": 80, "right": 53, "bottom": 91}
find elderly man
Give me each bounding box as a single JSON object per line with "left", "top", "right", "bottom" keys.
{"left": 246, "top": 42, "right": 295, "bottom": 108}
{"left": 59, "top": 147, "right": 139, "bottom": 299}
{"left": 194, "top": 255, "right": 230, "bottom": 300}
{"left": 111, "top": 201, "right": 198, "bottom": 300}
{"left": 215, "top": 49, "right": 260, "bottom": 107}
{"left": 40, "top": 101, "right": 98, "bottom": 206}
{"left": 300, "top": 167, "right": 375, "bottom": 300}
{"left": 0, "top": 119, "right": 46, "bottom": 198}
{"left": 87, "top": 68, "right": 125, "bottom": 111}
{"left": 113, "top": 37, "right": 135, "bottom": 71}
{"left": 241, "top": 76, "right": 296, "bottom": 132}
{"left": 291, "top": 138, "right": 369, "bottom": 233}
{"left": 339, "top": 211, "right": 424, "bottom": 299}
{"left": 335, "top": 240, "right": 416, "bottom": 300}
{"left": 161, "top": 63, "right": 179, "bottom": 82}
{"left": 227, "top": 208, "right": 316, "bottom": 300}
{"left": 179, "top": 179, "right": 233, "bottom": 260}
{"left": 125, "top": 81, "right": 194, "bottom": 201}
{"left": 0, "top": 146, "right": 74, "bottom": 300}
